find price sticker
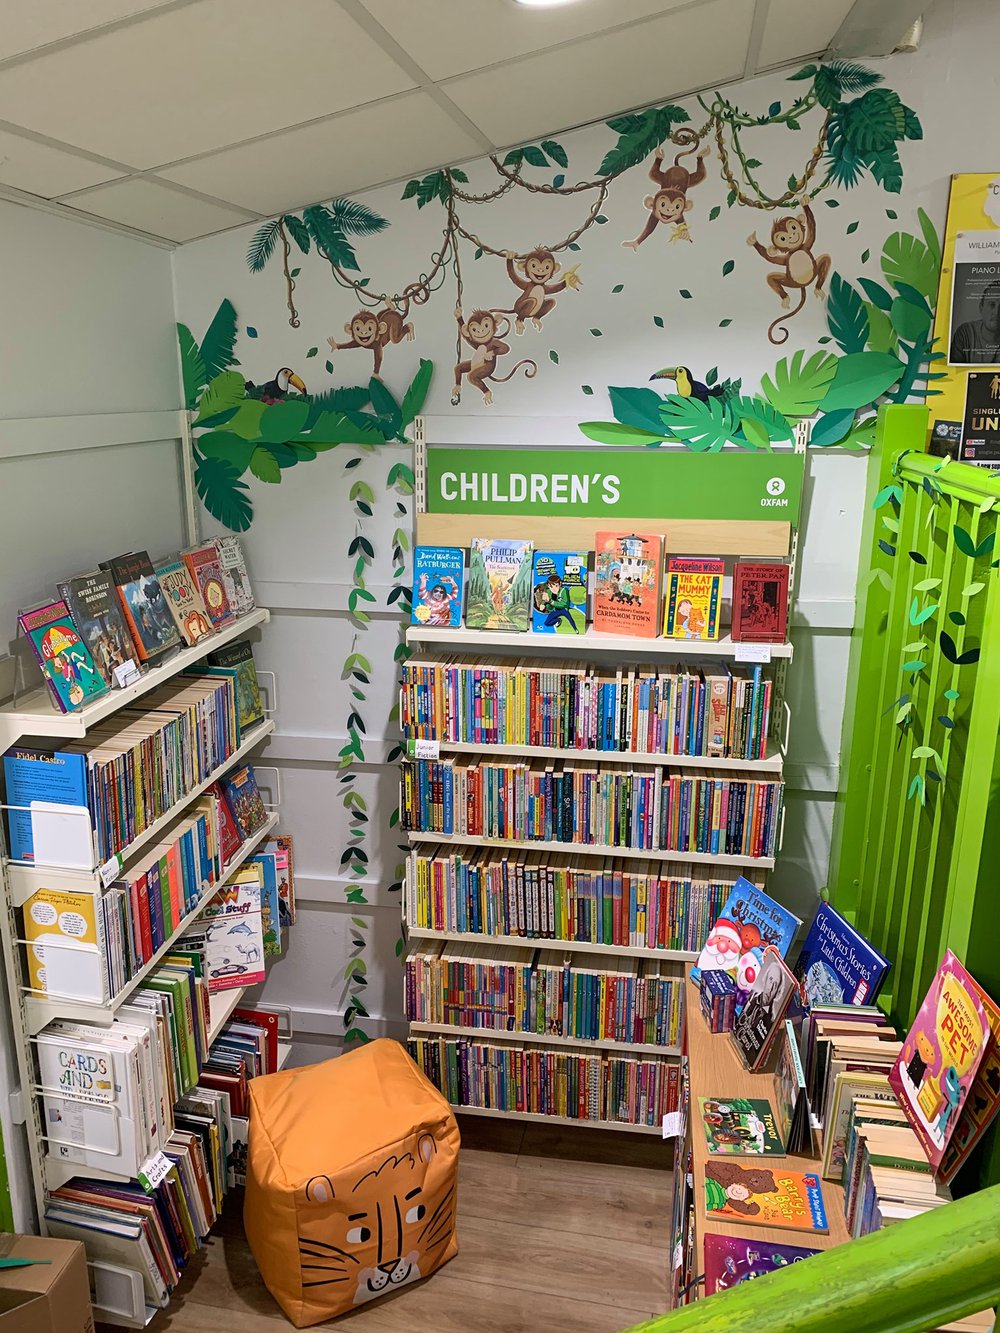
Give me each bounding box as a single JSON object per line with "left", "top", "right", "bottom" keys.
{"left": 407, "top": 738, "right": 440, "bottom": 760}
{"left": 734, "top": 642, "right": 772, "bottom": 664}
{"left": 137, "top": 1151, "right": 173, "bottom": 1194}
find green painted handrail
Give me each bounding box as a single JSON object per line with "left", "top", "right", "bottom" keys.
{"left": 623, "top": 1183, "right": 1000, "bottom": 1333}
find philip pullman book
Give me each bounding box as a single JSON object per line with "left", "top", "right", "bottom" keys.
{"left": 466, "top": 539, "right": 533, "bottom": 631}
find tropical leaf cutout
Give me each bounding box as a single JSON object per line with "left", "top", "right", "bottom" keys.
{"left": 195, "top": 371, "right": 245, "bottom": 423}
{"left": 810, "top": 407, "right": 857, "bottom": 447}
{"left": 819, "top": 351, "right": 904, "bottom": 411}
{"left": 610, "top": 386, "right": 669, "bottom": 435}
{"left": 579, "top": 421, "right": 666, "bottom": 445}
{"left": 732, "top": 396, "right": 793, "bottom": 444}
{"left": 658, "top": 396, "right": 735, "bottom": 452}
{"left": 246, "top": 221, "right": 281, "bottom": 273}
{"left": 761, "top": 350, "right": 838, "bottom": 417}
{"left": 401, "top": 359, "right": 433, "bottom": 426}
{"left": 881, "top": 228, "right": 939, "bottom": 300}
{"left": 826, "top": 274, "right": 869, "bottom": 353}
{"left": 199, "top": 299, "right": 238, "bottom": 379}
{"left": 195, "top": 454, "right": 253, "bottom": 531}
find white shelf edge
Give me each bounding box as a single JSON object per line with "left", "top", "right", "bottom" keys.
{"left": 406, "top": 625, "right": 792, "bottom": 660}
{"left": 406, "top": 927, "right": 697, "bottom": 963}
{"left": 405, "top": 831, "right": 774, "bottom": 868}
{"left": 26, "top": 813, "right": 279, "bottom": 1035}
{"left": 0, "top": 607, "right": 270, "bottom": 744}
{"left": 445, "top": 1104, "right": 663, "bottom": 1135}
{"left": 421, "top": 739, "right": 782, "bottom": 774}
{"left": 8, "top": 720, "right": 276, "bottom": 905}
{"left": 408, "top": 1022, "right": 681, "bottom": 1058}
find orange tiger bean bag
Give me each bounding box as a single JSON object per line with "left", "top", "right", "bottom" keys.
{"left": 245, "top": 1038, "right": 460, "bottom": 1326}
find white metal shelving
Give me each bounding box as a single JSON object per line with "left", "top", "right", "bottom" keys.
{"left": 406, "top": 926, "right": 697, "bottom": 963}
{"left": 404, "top": 830, "right": 775, "bottom": 868}
{"left": 447, "top": 1104, "right": 662, "bottom": 1135}
{"left": 421, "top": 738, "right": 783, "bottom": 775}
{"left": 409, "top": 1021, "right": 682, "bottom": 1058}
{"left": 406, "top": 624, "right": 793, "bottom": 659}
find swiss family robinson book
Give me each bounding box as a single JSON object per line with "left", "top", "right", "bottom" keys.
{"left": 663, "top": 556, "right": 723, "bottom": 640}
{"left": 411, "top": 547, "right": 465, "bottom": 628}
{"left": 532, "top": 550, "right": 588, "bottom": 634}
{"left": 18, "top": 601, "right": 108, "bottom": 712}
{"left": 466, "top": 539, "right": 533, "bottom": 631}
{"left": 57, "top": 570, "right": 137, "bottom": 689}
{"left": 593, "top": 532, "right": 662, "bottom": 638}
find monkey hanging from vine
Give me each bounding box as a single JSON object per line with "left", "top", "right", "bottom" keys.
{"left": 623, "top": 140, "right": 711, "bottom": 249}
{"left": 327, "top": 283, "right": 428, "bottom": 378}
{"left": 747, "top": 203, "right": 830, "bottom": 344}
{"left": 451, "top": 308, "right": 537, "bottom": 406}
{"left": 494, "top": 247, "right": 582, "bottom": 333}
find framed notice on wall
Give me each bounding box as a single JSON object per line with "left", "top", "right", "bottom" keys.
{"left": 948, "top": 232, "right": 1000, "bottom": 366}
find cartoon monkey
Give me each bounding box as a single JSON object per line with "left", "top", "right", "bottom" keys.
{"left": 623, "top": 143, "right": 711, "bottom": 250}
{"left": 747, "top": 203, "right": 831, "bottom": 344}
{"left": 496, "top": 248, "right": 581, "bottom": 334}
{"left": 451, "top": 308, "right": 537, "bottom": 406}
{"left": 327, "top": 292, "right": 416, "bottom": 377}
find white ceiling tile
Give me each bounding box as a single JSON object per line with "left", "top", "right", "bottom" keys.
{"left": 65, "top": 177, "right": 254, "bottom": 241}
{"left": 0, "top": 1, "right": 170, "bottom": 62}
{"left": 757, "top": 0, "right": 857, "bottom": 68}
{"left": 0, "top": 0, "right": 415, "bottom": 168}
{"left": 360, "top": 0, "right": 693, "bottom": 81}
{"left": 160, "top": 91, "right": 484, "bottom": 215}
{"left": 0, "top": 129, "right": 123, "bottom": 196}
{"left": 444, "top": 0, "right": 756, "bottom": 147}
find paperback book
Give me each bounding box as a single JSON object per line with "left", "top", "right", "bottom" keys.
{"left": 206, "top": 639, "right": 265, "bottom": 733}
{"left": 692, "top": 876, "right": 801, "bottom": 1011}
{"left": 731, "top": 946, "right": 798, "bottom": 1071}
{"left": 700, "top": 1098, "right": 785, "bottom": 1156}
{"left": 154, "top": 559, "right": 213, "bottom": 647}
{"left": 703, "top": 1233, "right": 820, "bottom": 1294}
{"left": 821, "top": 1071, "right": 894, "bottom": 1181}
{"left": 531, "top": 550, "right": 588, "bottom": 634}
{"left": 57, "top": 570, "right": 137, "bottom": 689}
{"left": 201, "top": 868, "right": 266, "bottom": 990}
{"left": 704, "top": 1163, "right": 828, "bottom": 1233}
{"left": 18, "top": 601, "right": 108, "bottom": 712}
{"left": 774, "top": 1021, "right": 812, "bottom": 1155}
{"left": 3, "top": 746, "right": 89, "bottom": 863}
{"left": 182, "top": 543, "right": 234, "bottom": 628}
{"left": 732, "top": 562, "right": 790, "bottom": 643}
{"left": 663, "top": 556, "right": 724, "bottom": 640}
{"left": 102, "top": 552, "right": 181, "bottom": 664}
{"left": 411, "top": 547, "right": 465, "bottom": 628}
{"left": 794, "top": 902, "right": 890, "bottom": 1010}
{"left": 593, "top": 532, "right": 663, "bottom": 638}
{"left": 263, "top": 832, "right": 295, "bottom": 927}
{"left": 213, "top": 535, "right": 255, "bottom": 618}
{"left": 466, "top": 539, "right": 533, "bottom": 631}
{"left": 220, "top": 766, "right": 269, "bottom": 841}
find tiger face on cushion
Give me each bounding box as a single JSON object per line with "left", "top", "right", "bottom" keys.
{"left": 296, "top": 1132, "right": 455, "bottom": 1307}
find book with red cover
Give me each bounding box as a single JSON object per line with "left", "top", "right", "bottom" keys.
{"left": 233, "top": 1007, "right": 279, "bottom": 1073}
{"left": 206, "top": 782, "right": 242, "bottom": 864}
{"left": 593, "top": 532, "right": 663, "bottom": 638}
{"left": 732, "top": 561, "right": 790, "bottom": 643}
{"left": 181, "top": 543, "right": 234, "bottom": 628}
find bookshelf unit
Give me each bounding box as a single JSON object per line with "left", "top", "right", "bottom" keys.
{"left": 400, "top": 436, "right": 804, "bottom": 1136}
{"left": 0, "top": 607, "right": 276, "bottom": 1328}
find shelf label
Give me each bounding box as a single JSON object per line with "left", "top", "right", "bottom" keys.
{"left": 672, "top": 1242, "right": 683, "bottom": 1272}
{"left": 662, "top": 1111, "right": 685, "bottom": 1140}
{"left": 406, "top": 739, "right": 440, "bottom": 760}
{"left": 734, "top": 642, "right": 772, "bottom": 664}
{"left": 113, "top": 659, "right": 141, "bottom": 688}
{"left": 98, "top": 854, "right": 122, "bottom": 889}
{"left": 137, "top": 1151, "right": 173, "bottom": 1193}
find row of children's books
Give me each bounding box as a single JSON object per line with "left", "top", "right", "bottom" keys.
{"left": 401, "top": 656, "right": 773, "bottom": 761}
{"left": 19, "top": 536, "right": 255, "bottom": 714}
{"left": 43, "top": 1004, "right": 285, "bottom": 1311}
{"left": 411, "top": 538, "right": 789, "bottom": 643}
{"left": 401, "top": 756, "right": 784, "bottom": 859}
{"left": 405, "top": 940, "right": 684, "bottom": 1048}
{"left": 4, "top": 640, "right": 267, "bottom": 868}
{"left": 406, "top": 1034, "right": 680, "bottom": 1127}
{"left": 406, "top": 847, "right": 738, "bottom": 953}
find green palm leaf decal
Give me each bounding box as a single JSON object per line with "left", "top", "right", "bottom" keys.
{"left": 761, "top": 350, "right": 838, "bottom": 417}
{"left": 199, "top": 299, "right": 238, "bottom": 378}
{"left": 246, "top": 220, "right": 281, "bottom": 273}
{"left": 194, "top": 453, "right": 253, "bottom": 531}
{"left": 177, "top": 324, "right": 206, "bottom": 409}
{"left": 659, "top": 396, "right": 735, "bottom": 452}
{"left": 326, "top": 197, "right": 389, "bottom": 236}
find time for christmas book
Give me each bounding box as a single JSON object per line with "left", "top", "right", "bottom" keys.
{"left": 466, "top": 539, "right": 533, "bottom": 631}
{"left": 593, "top": 532, "right": 663, "bottom": 638}
{"left": 663, "top": 556, "right": 723, "bottom": 640}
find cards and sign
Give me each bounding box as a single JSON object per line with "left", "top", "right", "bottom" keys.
{"left": 948, "top": 232, "right": 1000, "bottom": 367}
{"left": 138, "top": 1151, "right": 173, "bottom": 1193}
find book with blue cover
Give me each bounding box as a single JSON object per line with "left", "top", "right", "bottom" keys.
{"left": 692, "top": 876, "right": 801, "bottom": 1012}
{"left": 252, "top": 851, "right": 282, "bottom": 957}
{"left": 793, "top": 901, "right": 890, "bottom": 1010}
{"left": 3, "top": 747, "right": 89, "bottom": 863}
{"left": 531, "top": 550, "right": 588, "bottom": 634}
{"left": 411, "top": 547, "right": 465, "bottom": 628}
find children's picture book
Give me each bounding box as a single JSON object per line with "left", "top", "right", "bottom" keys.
{"left": 732, "top": 562, "right": 790, "bottom": 643}
{"left": 889, "top": 950, "right": 991, "bottom": 1170}
{"left": 263, "top": 833, "right": 295, "bottom": 927}
{"left": 201, "top": 869, "right": 266, "bottom": 991}
{"left": 704, "top": 1162, "right": 828, "bottom": 1233}
{"left": 18, "top": 601, "right": 108, "bottom": 712}
{"left": 531, "top": 551, "right": 588, "bottom": 635}
{"left": 699, "top": 1098, "right": 785, "bottom": 1156}
{"left": 252, "top": 851, "right": 282, "bottom": 956}
{"left": 411, "top": 547, "right": 465, "bottom": 628}
{"left": 703, "top": 1233, "right": 820, "bottom": 1295}
{"left": 663, "top": 556, "right": 724, "bottom": 640}
{"left": 103, "top": 552, "right": 181, "bottom": 664}
{"left": 593, "top": 532, "right": 663, "bottom": 638}
{"left": 692, "top": 877, "right": 802, "bottom": 1015}
{"left": 22, "top": 884, "right": 106, "bottom": 1002}
{"left": 220, "top": 766, "right": 269, "bottom": 841}
{"left": 3, "top": 747, "right": 89, "bottom": 863}
{"left": 794, "top": 902, "right": 890, "bottom": 1010}
{"left": 939, "top": 977, "right": 1000, "bottom": 1184}
{"left": 181, "top": 543, "right": 234, "bottom": 628}
{"left": 774, "top": 1021, "right": 812, "bottom": 1155}
{"left": 57, "top": 570, "right": 138, "bottom": 689}
{"left": 154, "top": 560, "right": 214, "bottom": 647}
{"left": 731, "top": 946, "right": 798, "bottom": 1072}
{"left": 206, "top": 639, "right": 265, "bottom": 733}
{"left": 212, "top": 535, "right": 255, "bottom": 618}
{"left": 466, "top": 539, "right": 534, "bottom": 631}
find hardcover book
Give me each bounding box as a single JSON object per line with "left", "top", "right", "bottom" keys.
{"left": 201, "top": 868, "right": 266, "bottom": 991}
{"left": 57, "top": 570, "right": 138, "bottom": 689}
{"left": 939, "top": 978, "right": 1000, "bottom": 1184}
{"left": 732, "top": 561, "right": 790, "bottom": 643}
{"left": 889, "top": 950, "right": 991, "bottom": 1170}
{"left": 22, "top": 884, "right": 106, "bottom": 1001}
{"left": 663, "top": 556, "right": 724, "bottom": 640}
{"left": 821, "top": 1071, "right": 894, "bottom": 1181}
{"left": 703, "top": 1233, "right": 820, "bottom": 1295}
{"left": 206, "top": 639, "right": 265, "bottom": 733}
{"left": 731, "top": 946, "right": 798, "bottom": 1072}
{"left": 181, "top": 543, "right": 234, "bottom": 628}
{"left": 212, "top": 535, "right": 255, "bottom": 618}
{"left": 774, "top": 1020, "right": 812, "bottom": 1155}
{"left": 466, "top": 539, "right": 534, "bottom": 631}
{"left": 700, "top": 1097, "right": 785, "bottom": 1156}
{"left": 263, "top": 833, "right": 295, "bottom": 927}
{"left": 154, "top": 560, "right": 214, "bottom": 647}
{"left": 220, "top": 766, "right": 268, "bottom": 841}
{"left": 692, "top": 876, "right": 802, "bottom": 1011}
{"left": 411, "top": 547, "right": 465, "bottom": 628}
{"left": 103, "top": 552, "right": 181, "bottom": 663}
{"left": 704, "top": 1163, "right": 828, "bottom": 1233}
{"left": 531, "top": 551, "right": 588, "bottom": 635}
{"left": 593, "top": 532, "right": 663, "bottom": 638}
{"left": 794, "top": 902, "right": 890, "bottom": 1010}
{"left": 18, "top": 601, "right": 108, "bottom": 712}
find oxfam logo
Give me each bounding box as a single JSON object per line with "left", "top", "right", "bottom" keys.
{"left": 766, "top": 477, "right": 786, "bottom": 496}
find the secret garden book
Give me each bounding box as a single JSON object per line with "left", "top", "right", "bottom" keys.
{"left": 532, "top": 550, "right": 588, "bottom": 634}
{"left": 466, "top": 539, "right": 533, "bottom": 631}
{"left": 704, "top": 1162, "right": 828, "bottom": 1233}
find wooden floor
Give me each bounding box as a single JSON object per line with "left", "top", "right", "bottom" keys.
{"left": 104, "top": 1116, "right": 671, "bottom": 1333}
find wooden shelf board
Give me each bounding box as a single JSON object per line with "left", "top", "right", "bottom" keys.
{"left": 409, "top": 1021, "right": 681, "bottom": 1058}
{"left": 448, "top": 1103, "right": 663, "bottom": 1136}
{"left": 406, "top": 926, "right": 697, "bottom": 963}
{"left": 0, "top": 608, "right": 270, "bottom": 743}
{"left": 425, "top": 739, "right": 783, "bottom": 774}
{"left": 407, "top": 625, "right": 792, "bottom": 660}
{"left": 405, "top": 831, "right": 774, "bottom": 869}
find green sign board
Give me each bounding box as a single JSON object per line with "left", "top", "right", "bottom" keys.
{"left": 425, "top": 448, "right": 804, "bottom": 524}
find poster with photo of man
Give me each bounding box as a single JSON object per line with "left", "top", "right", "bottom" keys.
{"left": 949, "top": 232, "right": 1000, "bottom": 365}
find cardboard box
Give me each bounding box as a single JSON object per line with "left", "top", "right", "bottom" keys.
{"left": 0, "top": 1234, "right": 94, "bottom": 1333}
